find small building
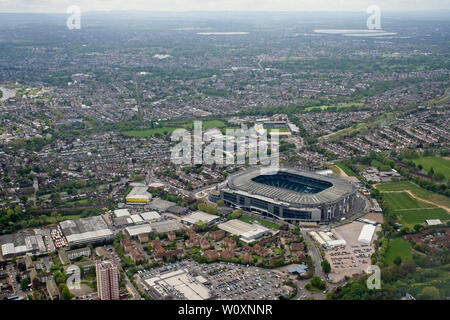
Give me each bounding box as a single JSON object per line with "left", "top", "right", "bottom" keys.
{"left": 130, "top": 249, "right": 145, "bottom": 263}
{"left": 209, "top": 230, "right": 225, "bottom": 241}
{"left": 223, "top": 238, "right": 237, "bottom": 248}
{"left": 120, "top": 238, "right": 133, "bottom": 253}
{"left": 426, "top": 219, "right": 443, "bottom": 226}
{"left": 167, "top": 231, "right": 177, "bottom": 241}
{"left": 138, "top": 233, "right": 149, "bottom": 244}
{"left": 220, "top": 248, "right": 235, "bottom": 260}
{"left": 204, "top": 250, "right": 219, "bottom": 261}
{"left": 66, "top": 247, "right": 91, "bottom": 260}
{"left": 167, "top": 205, "right": 189, "bottom": 215}
{"left": 46, "top": 279, "right": 60, "bottom": 300}
{"left": 58, "top": 250, "right": 70, "bottom": 265}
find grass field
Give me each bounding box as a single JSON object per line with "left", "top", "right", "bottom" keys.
{"left": 395, "top": 208, "right": 449, "bottom": 227}
{"left": 122, "top": 119, "right": 230, "bottom": 138}
{"left": 412, "top": 156, "right": 450, "bottom": 181}
{"left": 375, "top": 182, "right": 450, "bottom": 227}
{"left": 375, "top": 181, "right": 450, "bottom": 209}
{"left": 382, "top": 192, "right": 434, "bottom": 211}
{"left": 335, "top": 162, "right": 357, "bottom": 176}
{"left": 303, "top": 102, "right": 363, "bottom": 112}
{"left": 239, "top": 215, "right": 280, "bottom": 230}
{"left": 385, "top": 238, "right": 412, "bottom": 265}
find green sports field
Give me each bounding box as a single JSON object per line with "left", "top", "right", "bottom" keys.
{"left": 375, "top": 181, "right": 450, "bottom": 209}
{"left": 376, "top": 185, "right": 449, "bottom": 227}
{"left": 382, "top": 192, "right": 434, "bottom": 211}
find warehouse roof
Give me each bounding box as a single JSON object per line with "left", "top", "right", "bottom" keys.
{"left": 114, "top": 209, "right": 130, "bottom": 218}
{"left": 149, "top": 199, "right": 177, "bottom": 212}
{"left": 150, "top": 220, "right": 183, "bottom": 233}
{"left": 59, "top": 216, "right": 113, "bottom": 245}
{"left": 182, "top": 211, "right": 220, "bottom": 225}
{"left": 140, "top": 211, "right": 161, "bottom": 221}
{"left": 125, "top": 224, "right": 152, "bottom": 237}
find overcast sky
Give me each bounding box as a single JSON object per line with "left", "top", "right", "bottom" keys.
{"left": 0, "top": 0, "right": 449, "bottom": 13}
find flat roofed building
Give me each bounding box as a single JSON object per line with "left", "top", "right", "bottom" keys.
{"left": 126, "top": 185, "right": 152, "bottom": 204}
{"left": 144, "top": 268, "right": 211, "bottom": 300}
{"left": 46, "top": 279, "right": 60, "bottom": 300}
{"left": 149, "top": 199, "right": 177, "bottom": 212}
{"left": 59, "top": 216, "right": 113, "bottom": 246}
{"left": 125, "top": 224, "right": 152, "bottom": 237}
{"left": 358, "top": 224, "right": 376, "bottom": 244}
{"left": 150, "top": 220, "right": 183, "bottom": 234}
{"left": 426, "top": 219, "right": 443, "bottom": 226}
{"left": 114, "top": 209, "right": 130, "bottom": 218}
{"left": 181, "top": 211, "right": 220, "bottom": 227}
{"left": 217, "top": 219, "right": 270, "bottom": 243}
{"left": 66, "top": 247, "right": 91, "bottom": 260}
{"left": 130, "top": 214, "right": 144, "bottom": 224}
{"left": 140, "top": 211, "right": 161, "bottom": 221}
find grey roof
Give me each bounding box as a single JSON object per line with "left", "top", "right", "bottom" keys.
{"left": 225, "top": 167, "right": 357, "bottom": 206}
{"left": 59, "top": 216, "right": 113, "bottom": 245}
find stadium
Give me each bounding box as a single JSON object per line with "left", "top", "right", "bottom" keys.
{"left": 219, "top": 167, "right": 359, "bottom": 223}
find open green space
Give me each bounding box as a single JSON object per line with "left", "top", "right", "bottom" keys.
{"left": 412, "top": 157, "right": 450, "bottom": 181}
{"left": 335, "top": 162, "right": 357, "bottom": 176}
{"left": 385, "top": 238, "right": 412, "bottom": 265}
{"left": 122, "top": 119, "right": 231, "bottom": 138}
{"left": 303, "top": 102, "right": 364, "bottom": 112}
{"left": 382, "top": 192, "right": 434, "bottom": 211}
{"left": 377, "top": 187, "right": 449, "bottom": 227}
{"left": 239, "top": 215, "right": 280, "bottom": 230}
{"left": 375, "top": 181, "right": 450, "bottom": 209}
{"left": 395, "top": 207, "right": 449, "bottom": 227}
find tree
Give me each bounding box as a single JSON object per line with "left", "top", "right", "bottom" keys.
{"left": 216, "top": 200, "right": 225, "bottom": 207}
{"left": 321, "top": 260, "right": 331, "bottom": 273}
{"left": 418, "top": 286, "right": 440, "bottom": 300}
{"left": 62, "top": 285, "right": 74, "bottom": 300}
{"left": 394, "top": 256, "right": 402, "bottom": 266}
{"left": 20, "top": 277, "right": 30, "bottom": 290}
{"left": 310, "top": 276, "right": 326, "bottom": 290}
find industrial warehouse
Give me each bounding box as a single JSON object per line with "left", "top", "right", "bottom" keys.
{"left": 219, "top": 167, "right": 359, "bottom": 222}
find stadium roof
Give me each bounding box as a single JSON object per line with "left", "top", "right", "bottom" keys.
{"left": 225, "top": 167, "right": 357, "bottom": 206}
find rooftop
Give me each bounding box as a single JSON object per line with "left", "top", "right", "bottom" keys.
{"left": 225, "top": 167, "right": 357, "bottom": 206}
